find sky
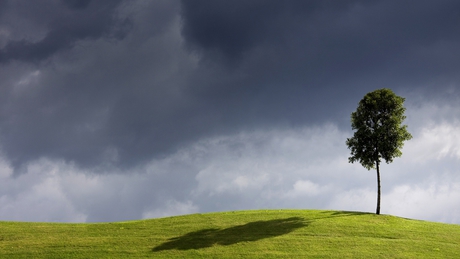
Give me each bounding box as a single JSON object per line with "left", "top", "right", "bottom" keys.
{"left": 0, "top": 0, "right": 459, "bottom": 223}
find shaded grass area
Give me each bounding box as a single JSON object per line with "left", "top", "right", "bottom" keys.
{"left": 152, "top": 217, "right": 307, "bottom": 251}
{"left": 1, "top": 210, "right": 460, "bottom": 258}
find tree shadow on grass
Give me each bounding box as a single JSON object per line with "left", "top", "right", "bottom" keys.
{"left": 152, "top": 217, "right": 308, "bottom": 251}
{"left": 328, "top": 211, "right": 372, "bottom": 217}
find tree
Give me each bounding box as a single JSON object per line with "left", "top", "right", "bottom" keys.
{"left": 346, "top": 88, "right": 412, "bottom": 215}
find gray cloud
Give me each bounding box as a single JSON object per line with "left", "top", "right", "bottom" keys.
{"left": 180, "top": 0, "right": 460, "bottom": 129}
{"left": 1, "top": 0, "right": 460, "bottom": 171}
{"left": 1, "top": 100, "right": 459, "bottom": 223}
{"left": 0, "top": 0, "right": 128, "bottom": 63}
{"left": 0, "top": 0, "right": 459, "bottom": 223}
{"left": 0, "top": 1, "right": 187, "bottom": 170}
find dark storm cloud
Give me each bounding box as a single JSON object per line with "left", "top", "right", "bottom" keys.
{"left": 180, "top": 0, "right": 460, "bottom": 120}
{"left": 189, "top": 0, "right": 460, "bottom": 82}
{"left": 180, "top": 0, "right": 371, "bottom": 63}
{"left": 62, "top": 0, "right": 92, "bottom": 9}
{"left": 0, "top": 0, "right": 128, "bottom": 63}
{"left": 181, "top": 0, "right": 460, "bottom": 65}
{"left": 1, "top": 0, "right": 460, "bottom": 172}
{"left": 0, "top": 0, "right": 190, "bottom": 170}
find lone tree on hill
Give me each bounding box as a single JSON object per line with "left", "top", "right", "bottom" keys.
{"left": 346, "top": 88, "right": 412, "bottom": 215}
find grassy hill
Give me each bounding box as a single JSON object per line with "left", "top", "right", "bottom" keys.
{"left": 0, "top": 209, "right": 459, "bottom": 258}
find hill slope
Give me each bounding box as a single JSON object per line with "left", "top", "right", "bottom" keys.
{"left": 0, "top": 210, "right": 459, "bottom": 258}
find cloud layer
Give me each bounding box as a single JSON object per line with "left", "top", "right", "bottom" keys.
{"left": 0, "top": 101, "right": 459, "bottom": 223}
{"left": 0, "top": 0, "right": 459, "bottom": 223}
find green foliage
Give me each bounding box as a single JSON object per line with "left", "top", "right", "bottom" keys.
{"left": 346, "top": 88, "right": 412, "bottom": 170}
{"left": 1, "top": 210, "right": 460, "bottom": 258}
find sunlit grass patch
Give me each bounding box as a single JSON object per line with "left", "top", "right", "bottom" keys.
{"left": 0, "top": 210, "right": 459, "bottom": 258}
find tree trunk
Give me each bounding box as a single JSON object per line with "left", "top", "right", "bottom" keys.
{"left": 376, "top": 160, "right": 381, "bottom": 215}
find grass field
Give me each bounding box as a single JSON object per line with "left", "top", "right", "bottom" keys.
{"left": 0, "top": 209, "right": 459, "bottom": 258}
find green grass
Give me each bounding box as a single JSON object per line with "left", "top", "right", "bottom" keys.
{"left": 1, "top": 210, "right": 459, "bottom": 258}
